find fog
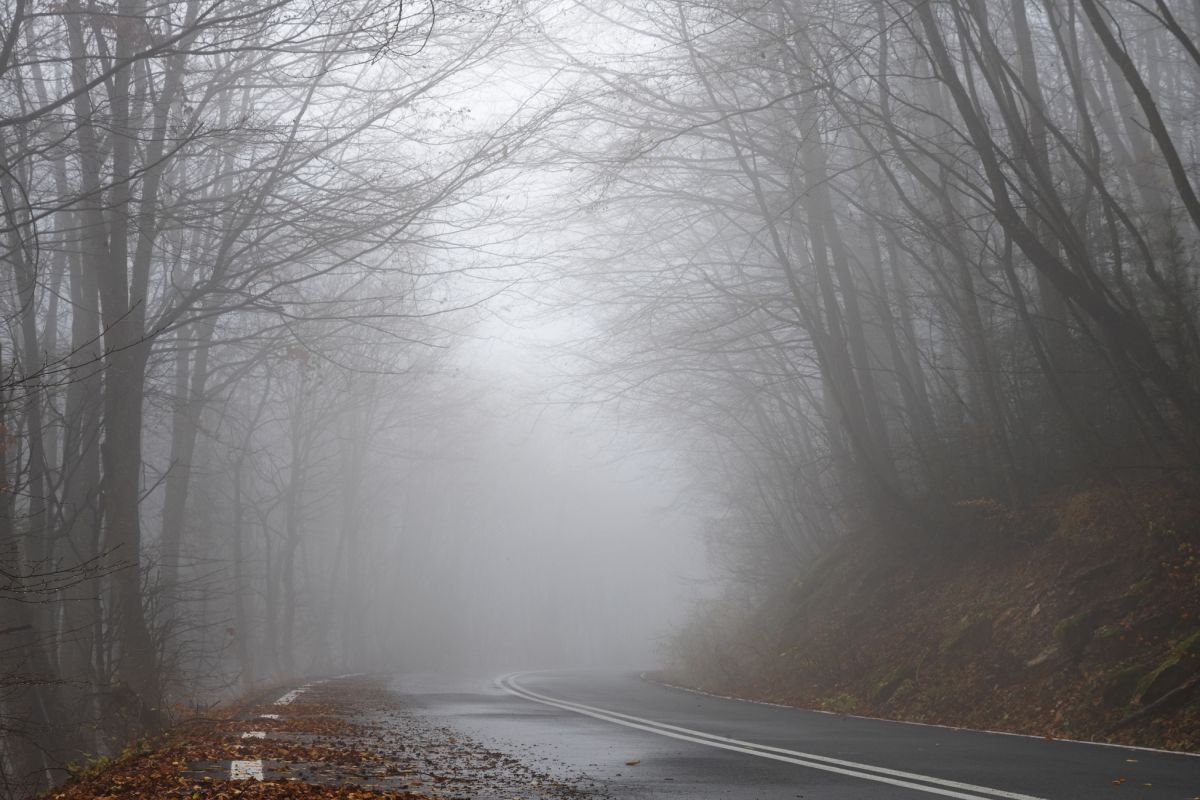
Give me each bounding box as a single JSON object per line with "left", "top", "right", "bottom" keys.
{"left": 371, "top": 328, "right": 711, "bottom": 673}
{"left": 3, "top": 0, "right": 1200, "bottom": 792}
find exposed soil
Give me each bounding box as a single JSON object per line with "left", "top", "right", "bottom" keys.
{"left": 666, "top": 477, "right": 1200, "bottom": 752}
{"left": 43, "top": 675, "right": 597, "bottom": 800}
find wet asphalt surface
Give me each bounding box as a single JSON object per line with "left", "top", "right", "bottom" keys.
{"left": 388, "top": 669, "right": 1200, "bottom": 799}
{"left": 217, "top": 675, "right": 593, "bottom": 798}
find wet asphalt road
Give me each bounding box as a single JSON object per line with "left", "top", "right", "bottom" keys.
{"left": 388, "top": 669, "right": 1200, "bottom": 800}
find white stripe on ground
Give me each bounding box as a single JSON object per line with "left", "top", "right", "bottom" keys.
{"left": 240, "top": 731, "right": 266, "bottom": 739}
{"left": 274, "top": 685, "right": 310, "bottom": 705}
{"left": 644, "top": 673, "right": 1200, "bottom": 760}
{"left": 257, "top": 713, "right": 280, "bottom": 720}
{"left": 229, "top": 759, "right": 264, "bottom": 780}
{"left": 499, "top": 673, "right": 1047, "bottom": 800}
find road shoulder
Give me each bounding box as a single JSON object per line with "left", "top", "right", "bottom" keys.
{"left": 42, "top": 675, "right": 596, "bottom": 800}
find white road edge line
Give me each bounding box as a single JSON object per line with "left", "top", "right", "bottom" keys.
{"left": 498, "top": 673, "right": 1047, "bottom": 800}
{"left": 645, "top": 673, "right": 1200, "bottom": 760}
{"left": 229, "top": 759, "right": 264, "bottom": 780}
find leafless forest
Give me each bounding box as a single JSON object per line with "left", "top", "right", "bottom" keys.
{"left": 1, "top": 0, "right": 1199, "bottom": 795}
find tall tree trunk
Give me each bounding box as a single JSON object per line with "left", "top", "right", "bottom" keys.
{"left": 58, "top": 233, "right": 104, "bottom": 752}
{"left": 97, "top": 0, "right": 160, "bottom": 723}
{"left": 158, "top": 318, "right": 216, "bottom": 616}
{"left": 1009, "top": 0, "right": 1073, "bottom": 373}
{"left": 231, "top": 459, "right": 253, "bottom": 688}
{"left": 0, "top": 345, "right": 53, "bottom": 795}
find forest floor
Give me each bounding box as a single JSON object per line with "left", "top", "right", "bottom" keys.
{"left": 666, "top": 475, "right": 1200, "bottom": 753}
{"left": 41, "top": 675, "right": 596, "bottom": 800}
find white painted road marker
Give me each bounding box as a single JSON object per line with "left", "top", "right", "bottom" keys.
{"left": 240, "top": 731, "right": 266, "bottom": 739}
{"left": 229, "top": 759, "right": 264, "bottom": 781}
{"left": 274, "top": 685, "right": 310, "bottom": 705}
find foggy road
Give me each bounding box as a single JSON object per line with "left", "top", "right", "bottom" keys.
{"left": 8, "top": 0, "right": 1200, "bottom": 795}
{"left": 391, "top": 671, "right": 1199, "bottom": 800}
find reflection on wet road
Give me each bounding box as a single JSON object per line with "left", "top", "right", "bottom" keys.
{"left": 389, "top": 670, "right": 1200, "bottom": 799}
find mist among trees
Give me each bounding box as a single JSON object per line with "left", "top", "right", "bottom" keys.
{"left": 0, "top": 0, "right": 1198, "bottom": 795}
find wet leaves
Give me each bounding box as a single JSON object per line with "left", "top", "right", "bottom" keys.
{"left": 42, "top": 676, "right": 596, "bottom": 800}
{"left": 209, "top": 717, "right": 369, "bottom": 738}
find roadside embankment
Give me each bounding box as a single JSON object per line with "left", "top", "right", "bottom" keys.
{"left": 666, "top": 478, "right": 1200, "bottom": 752}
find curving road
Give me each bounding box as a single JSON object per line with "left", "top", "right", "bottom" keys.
{"left": 389, "top": 669, "right": 1199, "bottom": 799}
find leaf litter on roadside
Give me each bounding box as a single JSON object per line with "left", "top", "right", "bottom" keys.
{"left": 43, "top": 675, "right": 600, "bottom": 800}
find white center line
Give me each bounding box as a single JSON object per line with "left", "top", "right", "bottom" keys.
{"left": 257, "top": 713, "right": 280, "bottom": 720}
{"left": 499, "top": 673, "right": 1048, "bottom": 800}
{"left": 229, "top": 759, "right": 264, "bottom": 781}
{"left": 240, "top": 731, "right": 266, "bottom": 739}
